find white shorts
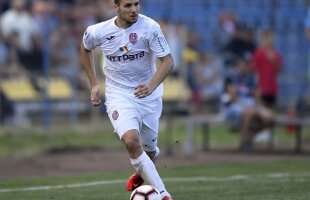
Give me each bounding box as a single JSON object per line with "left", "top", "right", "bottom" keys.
{"left": 105, "top": 93, "right": 162, "bottom": 152}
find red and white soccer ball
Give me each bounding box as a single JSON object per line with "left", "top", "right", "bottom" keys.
{"left": 130, "top": 185, "right": 161, "bottom": 200}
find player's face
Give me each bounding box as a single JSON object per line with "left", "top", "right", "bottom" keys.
{"left": 115, "top": 0, "right": 140, "bottom": 27}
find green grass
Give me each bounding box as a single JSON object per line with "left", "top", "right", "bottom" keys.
{"left": 0, "top": 160, "right": 310, "bottom": 200}
{"left": 0, "top": 131, "right": 123, "bottom": 156}
{"left": 0, "top": 118, "right": 309, "bottom": 156}
{"left": 0, "top": 120, "right": 121, "bottom": 156}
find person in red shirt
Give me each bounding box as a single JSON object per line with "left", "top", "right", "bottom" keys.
{"left": 252, "top": 29, "right": 282, "bottom": 109}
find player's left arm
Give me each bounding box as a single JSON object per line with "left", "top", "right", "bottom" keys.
{"left": 134, "top": 54, "right": 173, "bottom": 98}
{"left": 135, "top": 22, "right": 174, "bottom": 98}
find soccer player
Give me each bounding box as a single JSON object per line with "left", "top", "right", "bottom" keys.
{"left": 80, "top": 0, "right": 174, "bottom": 199}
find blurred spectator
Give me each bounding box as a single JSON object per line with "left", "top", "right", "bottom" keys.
{"left": 32, "top": 0, "right": 58, "bottom": 37}
{"left": 194, "top": 52, "right": 223, "bottom": 112}
{"left": 222, "top": 23, "right": 256, "bottom": 68}
{"left": 0, "top": 31, "right": 25, "bottom": 76}
{"left": 0, "top": 0, "right": 10, "bottom": 13}
{"left": 97, "top": 0, "right": 117, "bottom": 20}
{"left": 50, "top": 23, "right": 79, "bottom": 84}
{"left": 305, "top": 7, "right": 310, "bottom": 110}
{"left": 182, "top": 31, "right": 201, "bottom": 113}
{"left": 222, "top": 55, "right": 273, "bottom": 153}
{"left": 0, "top": 0, "right": 43, "bottom": 73}
{"left": 161, "top": 19, "right": 188, "bottom": 76}
{"left": 252, "top": 29, "right": 282, "bottom": 109}
{"left": 0, "top": 89, "right": 30, "bottom": 127}
{"left": 72, "top": 0, "right": 99, "bottom": 27}
{"left": 0, "top": 32, "right": 8, "bottom": 72}
{"left": 0, "top": 91, "right": 14, "bottom": 125}
{"left": 306, "top": 8, "right": 310, "bottom": 77}
{"left": 215, "top": 12, "right": 238, "bottom": 52}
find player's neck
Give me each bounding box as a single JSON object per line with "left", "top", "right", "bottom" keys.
{"left": 115, "top": 18, "right": 133, "bottom": 29}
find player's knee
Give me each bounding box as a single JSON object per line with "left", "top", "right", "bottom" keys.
{"left": 125, "top": 138, "right": 142, "bottom": 150}
{"left": 122, "top": 133, "right": 143, "bottom": 155}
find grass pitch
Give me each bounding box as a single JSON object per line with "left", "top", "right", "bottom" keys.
{"left": 0, "top": 160, "right": 309, "bottom": 200}
{"left": 0, "top": 118, "right": 309, "bottom": 199}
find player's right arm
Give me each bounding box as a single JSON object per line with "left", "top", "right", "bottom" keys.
{"left": 80, "top": 27, "right": 101, "bottom": 106}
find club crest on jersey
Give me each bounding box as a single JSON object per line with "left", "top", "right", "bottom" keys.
{"left": 112, "top": 110, "right": 119, "bottom": 121}
{"left": 129, "top": 33, "right": 138, "bottom": 44}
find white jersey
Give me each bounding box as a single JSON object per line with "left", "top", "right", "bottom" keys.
{"left": 82, "top": 14, "right": 171, "bottom": 100}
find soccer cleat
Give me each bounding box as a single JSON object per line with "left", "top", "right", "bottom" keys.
{"left": 126, "top": 173, "right": 144, "bottom": 191}
{"left": 162, "top": 196, "right": 174, "bottom": 200}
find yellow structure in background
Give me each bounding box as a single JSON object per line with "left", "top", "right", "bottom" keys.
{"left": 0, "top": 78, "right": 39, "bottom": 101}
{"left": 47, "top": 78, "right": 73, "bottom": 100}
{"left": 163, "top": 78, "right": 190, "bottom": 102}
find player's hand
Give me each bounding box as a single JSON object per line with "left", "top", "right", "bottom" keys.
{"left": 134, "top": 83, "right": 154, "bottom": 98}
{"left": 90, "top": 85, "right": 102, "bottom": 106}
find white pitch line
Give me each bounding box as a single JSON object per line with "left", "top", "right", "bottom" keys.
{"left": 0, "top": 172, "right": 309, "bottom": 193}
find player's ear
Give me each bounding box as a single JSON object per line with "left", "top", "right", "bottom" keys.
{"left": 113, "top": 3, "right": 119, "bottom": 11}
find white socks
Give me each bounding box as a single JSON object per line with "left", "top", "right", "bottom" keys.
{"left": 130, "top": 151, "right": 170, "bottom": 197}
{"left": 151, "top": 146, "right": 160, "bottom": 163}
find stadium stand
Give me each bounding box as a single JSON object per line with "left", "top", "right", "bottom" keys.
{"left": 0, "top": 77, "right": 40, "bottom": 101}
{"left": 163, "top": 78, "right": 190, "bottom": 102}
{"left": 0, "top": 0, "right": 309, "bottom": 137}
{"left": 46, "top": 77, "right": 73, "bottom": 100}
{"left": 139, "top": 0, "right": 310, "bottom": 154}
{"left": 141, "top": 0, "right": 309, "bottom": 110}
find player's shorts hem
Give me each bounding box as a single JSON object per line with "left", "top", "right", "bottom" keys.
{"left": 142, "top": 145, "right": 157, "bottom": 152}
{"left": 115, "top": 117, "right": 140, "bottom": 140}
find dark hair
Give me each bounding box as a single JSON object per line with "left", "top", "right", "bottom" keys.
{"left": 114, "top": 0, "right": 120, "bottom": 5}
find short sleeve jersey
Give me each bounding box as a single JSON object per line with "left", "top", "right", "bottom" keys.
{"left": 83, "top": 14, "right": 171, "bottom": 100}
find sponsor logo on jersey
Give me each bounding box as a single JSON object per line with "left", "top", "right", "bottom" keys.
{"left": 112, "top": 110, "right": 119, "bottom": 120}
{"left": 129, "top": 33, "right": 138, "bottom": 44}
{"left": 106, "top": 35, "right": 115, "bottom": 41}
{"left": 106, "top": 51, "right": 145, "bottom": 62}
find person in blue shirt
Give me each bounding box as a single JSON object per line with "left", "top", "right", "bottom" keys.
{"left": 222, "top": 54, "right": 274, "bottom": 153}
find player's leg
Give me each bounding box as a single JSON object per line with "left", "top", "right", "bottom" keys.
{"left": 126, "top": 133, "right": 160, "bottom": 192}
{"left": 121, "top": 129, "right": 143, "bottom": 158}
{"left": 139, "top": 97, "right": 162, "bottom": 163}
{"left": 122, "top": 128, "right": 169, "bottom": 198}
{"left": 107, "top": 108, "right": 168, "bottom": 196}
{"left": 137, "top": 98, "right": 172, "bottom": 199}
{"left": 105, "top": 96, "right": 145, "bottom": 191}
{"left": 121, "top": 128, "right": 144, "bottom": 191}
{"left": 106, "top": 97, "right": 172, "bottom": 199}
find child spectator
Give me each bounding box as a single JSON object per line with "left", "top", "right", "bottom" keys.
{"left": 252, "top": 29, "right": 282, "bottom": 109}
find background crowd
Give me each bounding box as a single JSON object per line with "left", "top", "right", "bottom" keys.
{"left": 0, "top": 0, "right": 310, "bottom": 151}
